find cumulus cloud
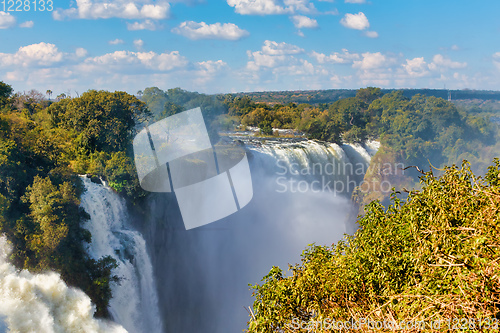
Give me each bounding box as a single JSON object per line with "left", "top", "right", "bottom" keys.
{"left": 492, "top": 52, "right": 500, "bottom": 70}
{"left": 261, "top": 40, "right": 304, "bottom": 55}
{"left": 340, "top": 12, "right": 369, "bottom": 30}
{"left": 352, "top": 52, "right": 387, "bottom": 70}
{"left": 345, "top": 0, "right": 365, "bottom": 3}
{"left": 0, "top": 12, "right": 16, "bottom": 29}
{"left": 194, "top": 60, "right": 229, "bottom": 85}
{"left": 364, "top": 30, "right": 378, "bottom": 38}
{"left": 81, "top": 50, "right": 188, "bottom": 72}
{"left": 428, "top": 54, "right": 467, "bottom": 70}
{"left": 53, "top": 0, "right": 170, "bottom": 20}
{"left": 75, "top": 48, "right": 88, "bottom": 57}
{"left": 246, "top": 51, "right": 286, "bottom": 70}
{"left": 402, "top": 57, "right": 429, "bottom": 77}
{"left": 109, "top": 39, "right": 125, "bottom": 45}
{"left": 310, "top": 49, "right": 359, "bottom": 64}
{"left": 172, "top": 21, "right": 249, "bottom": 40}
{"left": 0, "top": 42, "right": 230, "bottom": 94}
{"left": 197, "top": 60, "right": 228, "bottom": 73}
{"left": 246, "top": 41, "right": 303, "bottom": 71}
{"left": 227, "top": 0, "right": 315, "bottom": 15}
{"left": 19, "top": 21, "right": 34, "bottom": 28}
{"left": 0, "top": 43, "right": 64, "bottom": 67}
{"left": 133, "top": 39, "right": 144, "bottom": 50}
{"left": 290, "top": 15, "right": 318, "bottom": 29}
{"left": 126, "top": 19, "right": 162, "bottom": 31}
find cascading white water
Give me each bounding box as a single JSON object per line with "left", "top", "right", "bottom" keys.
{"left": 0, "top": 235, "right": 127, "bottom": 333}
{"left": 141, "top": 138, "right": 380, "bottom": 333}
{"left": 79, "top": 177, "right": 163, "bottom": 333}
{"left": 248, "top": 139, "right": 378, "bottom": 196}
{"left": 249, "top": 139, "right": 378, "bottom": 170}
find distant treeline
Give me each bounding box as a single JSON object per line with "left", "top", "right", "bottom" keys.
{"left": 228, "top": 88, "right": 500, "bottom": 105}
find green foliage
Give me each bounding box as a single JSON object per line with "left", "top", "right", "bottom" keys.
{"left": 248, "top": 162, "right": 500, "bottom": 332}
{"left": 0, "top": 84, "right": 144, "bottom": 319}
{"left": 47, "top": 90, "right": 149, "bottom": 153}
{"left": 213, "top": 114, "right": 240, "bottom": 131}
{"left": 259, "top": 120, "right": 273, "bottom": 136}
{"left": 0, "top": 81, "right": 13, "bottom": 107}
{"left": 18, "top": 174, "right": 119, "bottom": 317}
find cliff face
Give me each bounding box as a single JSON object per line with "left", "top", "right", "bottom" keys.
{"left": 353, "top": 146, "right": 414, "bottom": 212}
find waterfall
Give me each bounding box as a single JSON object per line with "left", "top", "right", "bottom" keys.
{"left": 0, "top": 235, "right": 127, "bottom": 333}
{"left": 80, "top": 177, "right": 163, "bottom": 333}
{"left": 249, "top": 139, "right": 377, "bottom": 183}
{"left": 138, "top": 138, "right": 379, "bottom": 333}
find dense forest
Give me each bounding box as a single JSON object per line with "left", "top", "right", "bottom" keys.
{"left": 1, "top": 80, "right": 499, "bottom": 325}
{"left": 230, "top": 88, "right": 500, "bottom": 105}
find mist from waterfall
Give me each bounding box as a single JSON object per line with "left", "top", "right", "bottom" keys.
{"left": 137, "top": 139, "right": 379, "bottom": 333}
{"left": 0, "top": 235, "right": 127, "bottom": 333}
{"left": 0, "top": 139, "right": 378, "bottom": 333}
{"left": 80, "top": 177, "right": 163, "bottom": 333}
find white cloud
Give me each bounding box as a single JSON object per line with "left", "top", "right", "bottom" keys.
{"left": 261, "top": 40, "right": 304, "bottom": 55}
{"left": 428, "top": 54, "right": 467, "bottom": 70}
{"left": 172, "top": 21, "right": 249, "bottom": 40}
{"left": 53, "top": 0, "right": 170, "bottom": 20}
{"left": 451, "top": 45, "right": 460, "bottom": 51}
{"left": 345, "top": 0, "right": 365, "bottom": 3}
{"left": 197, "top": 60, "right": 228, "bottom": 73}
{"left": 310, "top": 49, "right": 360, "bottom": 64}
{"left": 82, "top": 50, "right": 188, "bottom": 72}
{"left": 126, "top": 19, "right": 162, "bottom": 31}
{"left": 133, "top": 39, "right": 144, "bottom": 50}
{"left": 282, "top": 59, "right": 315, "bottom": 75}
{"left": 75, "top": 48, "right": 88, "bottom": 57}
{"left": 109, "top": 39, "right": 125, "bottom": 45}
{"left": 0, "top": 12, "right": 16, "bottom": 29}
{"left": 19, "top": 21, "right": 34, "bottom": 28}
{"left": 352, "top": 52, "right": 387, "bottom": 70}
{"left": 324, "top": 8, "right": 339, "bottom": 15}
{"left": 227, "top": 0, "right": 315, "bottom": 15}
{"left": 246, "top": 51, "right": 286, "bottom": 70}
{"left": 194, "top": 60, "right": 229, "bottom": 85}
{"left": 402, "top": 57, "right": 429, "bottom": 77}
{"left": 493, "top": 52, "right": 500, "bottom": 70}
{"left": 290, "top": 15, "right": 318, "bottom": 29}
{"left": 358, "top": 70, "right": 392, "bottom": 86}
{"left": 0, "top": 43, "right": 64, "bottom": 67}
{"left": 364, "top": 30, "right": 378, "bottom": 38}
{"left": 340, "top": 12, "right": 369, "bottom": 30}
{"left": 243, "top": 40, "right": 320, "bottom": 89}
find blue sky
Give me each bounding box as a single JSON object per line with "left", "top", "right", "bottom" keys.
{"left": 1, "top": 0, "right": 499, "bottom": 96}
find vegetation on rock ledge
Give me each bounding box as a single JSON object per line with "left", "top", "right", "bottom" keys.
{"left": 247, "top": 161, "right": 500, "bottom": 332}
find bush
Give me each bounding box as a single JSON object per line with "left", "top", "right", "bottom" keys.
{"left": 247, "top": 160, "right": 500, "bottom": 332}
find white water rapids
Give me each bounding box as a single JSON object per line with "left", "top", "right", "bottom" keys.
{"left": 0, "top": 235, "right": 127, "bottom": 333}
{"left": 79, "top": 177, "right": 163, "bottom": 333}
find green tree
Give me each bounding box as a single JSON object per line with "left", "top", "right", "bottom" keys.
{"left": 0, "top": 81, "right": 13, "bottom": 108}
{"left": 47, "top": 90, "right": 150, "bottom": 153}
